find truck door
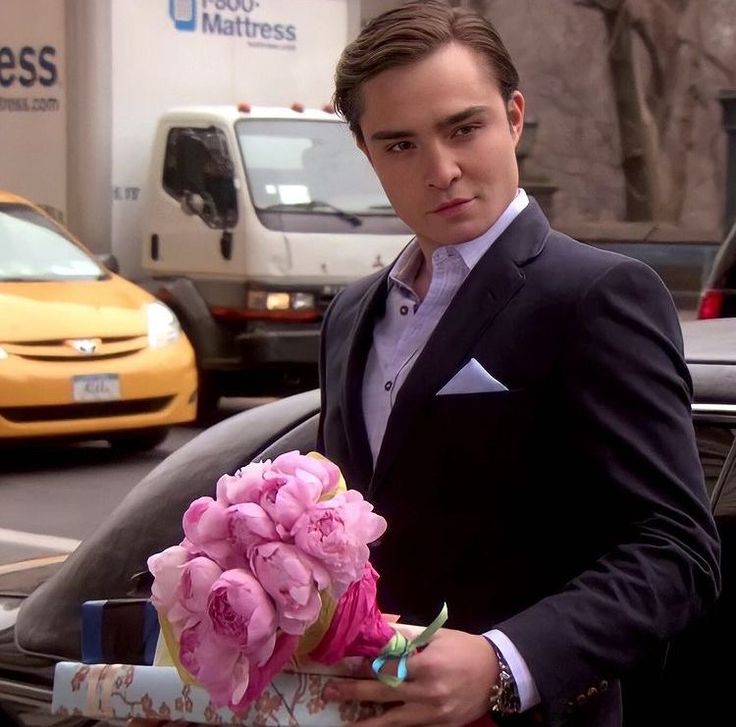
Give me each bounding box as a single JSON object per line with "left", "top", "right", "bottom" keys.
{"left": 146, "top": 125, "right": 239, "bottom": 275}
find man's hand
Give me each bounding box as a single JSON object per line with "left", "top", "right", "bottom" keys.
{"left": 322, "top": 628, "right": 499, "bottom": 726}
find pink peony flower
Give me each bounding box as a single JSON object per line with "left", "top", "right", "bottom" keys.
{"left": 215, "top": 460, "right": 270, "bottom": 505}
{"left": 183, "top": 497, "right": 229, "bottom": 543}
{"left": 180, "top": 609, "right": 299, "bottom": 715}
{"left": 182, "top": 496, "right": 238, "bottom": 568}
{"left": 310, "top": 563, "right": 394, "bottom": 665}
{"left": 232, "top": 452, "right": 343, "bottom": 535}
{"left": 148, "top": 545, "right": 191, "bottom": 614}
{"left": 178, "top": 557, "right": 223, "bottom": 620}
{"left": 179, "top": 619, "right": 250, "bottom": 708}
{"left": 270, "top": 451, "right": 342, "bottom": 498}
{"left": 250, "top": 542, "right": 329, "bottom": 635}
{"left": 206, "top": 569, "right": 277, "bottom": 666}
{"left": 149, "top": 552, "right": 222, "bottom": 639}
{"left": 227, "top": 502, "right": 280, "bottom": 557}
{"left": 292, "top": 490, "right": 387, "bottom": 596}
{"left": 261, "top": 474, "right": 321, "bottom": 535}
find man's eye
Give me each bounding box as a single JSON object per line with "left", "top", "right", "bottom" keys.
{"left": 387, "top": 141, "right": 414, "bottom": 153}
{"left": 454, "top": 125, "right": 478, "bottom": 137}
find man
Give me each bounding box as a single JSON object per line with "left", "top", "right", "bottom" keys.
{"left": 315, "top": 1, "right": 721, "bottom": 725}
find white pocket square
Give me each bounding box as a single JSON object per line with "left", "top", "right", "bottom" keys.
{"left": 437, "top": 357, "right": 508, "bottom": 395}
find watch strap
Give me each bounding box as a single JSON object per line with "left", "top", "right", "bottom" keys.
{"left": 488, "top": 640, "right": 521, "bottom": 715}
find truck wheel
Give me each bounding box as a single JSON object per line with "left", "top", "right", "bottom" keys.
{"left": 107, "top": 427, "right": 170, "bottom": 452}
{"left": 196, "top": 370, "right": 221, "bottom": 425}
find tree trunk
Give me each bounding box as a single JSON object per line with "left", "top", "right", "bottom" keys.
{"left": 579, "top": 0, "right": 703, "bottom": 222}
{"left": 602, "top": 4, "right": 658, "bottom": 220}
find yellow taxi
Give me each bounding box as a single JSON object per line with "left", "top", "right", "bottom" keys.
{"left": 0, "top": 191, "right": 197, "bottom": 450}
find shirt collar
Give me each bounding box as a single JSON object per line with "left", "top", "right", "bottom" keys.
{"left": 389, "top": 188, "right": 529, "bottom": 293}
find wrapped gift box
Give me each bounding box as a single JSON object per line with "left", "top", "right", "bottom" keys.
{"left": 81, "top": 599, "right": 159, "bottom": 665}
{"left": 52, "top": 660, "right": 381, "bottom": 725}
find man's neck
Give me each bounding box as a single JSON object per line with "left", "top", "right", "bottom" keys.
{"left": 413, "top": 254, "right": 432, "bottom": 301}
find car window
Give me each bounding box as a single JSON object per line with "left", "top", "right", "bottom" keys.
{"left": 0, "top": 203, "right": 103, "bottom": 281}
{"left": 694, "top": 419, "right": 736, "bottom": 516}
{"left": 588, "top": 241, "right": 719, "bottom": 313}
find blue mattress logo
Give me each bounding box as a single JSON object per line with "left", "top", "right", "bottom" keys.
{"left": 168, "top": 0, "right": 297, "bottom": 46}
{"left": 170, "top": 0, "right": 197, "bottom": 31}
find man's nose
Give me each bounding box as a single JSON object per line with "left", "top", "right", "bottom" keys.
{"left": 424, "top": 143, "right": 461, "bottom": 190}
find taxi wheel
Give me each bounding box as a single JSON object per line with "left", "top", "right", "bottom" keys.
{"left": 107, "top": 427, "right": 170, "bottom": 453}
{"left": 195, "top": 370, "right": 221, "bottom": 425}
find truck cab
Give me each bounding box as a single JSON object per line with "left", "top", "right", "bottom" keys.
{"left": 141, "top": 105, "right": 411, "bottom": 419}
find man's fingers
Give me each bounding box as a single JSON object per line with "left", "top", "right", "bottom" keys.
{"left": 323, "top": 677, "right": 417, "bottom": 704}
{"left": 348, "top": 702, "right": 442, "bottom": 727}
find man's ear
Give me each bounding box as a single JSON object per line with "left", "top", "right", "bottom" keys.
{"left": 507, "top": 90, "right": 525, "bottom": 146}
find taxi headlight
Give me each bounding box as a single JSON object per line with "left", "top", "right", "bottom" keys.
{"left": 0, "top": 346, "right": 7, "bottom": 360}
{"left": 146, "top": 302, "right": 181, "bottom": 348}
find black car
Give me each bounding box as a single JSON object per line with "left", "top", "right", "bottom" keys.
{"left": 698, "top": 221, "right": 736, "bottom": 319}
{"left": 0, "top": 320, "right": 734, "bottom": 726}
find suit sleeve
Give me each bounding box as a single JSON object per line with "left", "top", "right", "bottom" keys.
{"left": 496, "top": 258, "right": 721, "bottom": 721}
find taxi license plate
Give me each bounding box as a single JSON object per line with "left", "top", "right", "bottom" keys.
{"left": 72, "top": 374, "right": 121, "bottom": 402}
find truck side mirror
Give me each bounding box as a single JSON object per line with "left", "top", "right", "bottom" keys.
{"left": 96, "top": 253, "right": 120, "bottom": 274}
{"left": 181, "top": 191, "right": 205, "bottom": 216}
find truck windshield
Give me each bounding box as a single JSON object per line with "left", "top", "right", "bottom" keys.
{"left": 235, "top": 118, "right": 394, "bottom": 216}
{"left": 0, "top": 203, "right": 104, "bottom": 282}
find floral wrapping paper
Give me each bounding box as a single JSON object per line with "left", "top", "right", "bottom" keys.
{"left": 51, "top": 661, "right": 382, "bottom": 725}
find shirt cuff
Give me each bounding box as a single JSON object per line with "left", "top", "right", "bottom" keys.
{"left": 484, "top": 628, "right": 541, "bottom": 712}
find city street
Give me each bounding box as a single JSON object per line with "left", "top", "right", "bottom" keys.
{"left": 0, "top": 398, "right": 274, "bottom": 568}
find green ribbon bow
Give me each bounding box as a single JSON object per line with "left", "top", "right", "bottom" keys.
{"left": 371, "top": 603, "right": 448, "bottom": 687}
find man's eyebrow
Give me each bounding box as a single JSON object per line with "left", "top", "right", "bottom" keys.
{"left": 437, "top": 105, "right": 489, "bottom": 129}
{"left": 369, "top": 106, "right": 489, "bottom": 142}
{"left": 370, "top": 128, "right": 416, "bottom": 142}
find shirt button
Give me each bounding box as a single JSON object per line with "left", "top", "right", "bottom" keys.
{"left": 400, "top": 305, "right": 409, "bottom": 315}
{"left": 384, "top": 381, "right": 392, "bottom": 391}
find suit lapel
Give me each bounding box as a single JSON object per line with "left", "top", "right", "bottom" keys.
{"left": 340, "top": 269, "right": 390, "bottom": 489}
{"left": 368, "top": 200, "right": 550, "bottom": 496}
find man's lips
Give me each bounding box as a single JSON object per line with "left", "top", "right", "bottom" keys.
{"left": 431, "top": 198, "right": 475, "bottom": 216}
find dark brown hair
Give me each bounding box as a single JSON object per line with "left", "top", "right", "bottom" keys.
{"left": 334, "top": 0, "right": 519, "bottom": 140}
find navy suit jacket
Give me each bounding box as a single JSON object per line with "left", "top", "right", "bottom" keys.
{"left": 317, "top": 200, "right": 720, "bottom": 726}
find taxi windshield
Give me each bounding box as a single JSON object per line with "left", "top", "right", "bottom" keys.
{"left": 0, "top": 203, "right": 104, "bottom": 282}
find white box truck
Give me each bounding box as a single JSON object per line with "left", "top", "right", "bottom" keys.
{"left": 0, "top": 0, "right": 411, "bottom": 418}
{"left": 140, "top": 103, "right": 409, "bottom": 418}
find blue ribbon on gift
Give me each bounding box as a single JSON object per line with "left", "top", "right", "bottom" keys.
{"left": 82, "top": 599, "right": 159, "bottom": 666}
{"left": 371, "top": 603, "right": 448, "bottom": 687}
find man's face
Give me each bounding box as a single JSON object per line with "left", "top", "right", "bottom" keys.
{"left": 357, "top": 42, "right": 524, "bottom": 252}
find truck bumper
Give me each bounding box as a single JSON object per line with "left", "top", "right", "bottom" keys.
{"left": 234, "top": 327, "right": 320, "bottom": 366}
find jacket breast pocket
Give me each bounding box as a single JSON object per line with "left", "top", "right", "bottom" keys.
{"left": 425, "top": 388, "right": 534, "bottom": 457}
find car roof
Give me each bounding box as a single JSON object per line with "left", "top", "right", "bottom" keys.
{"left": 0, "top": 190, "right": 36, "bottom": 206}
{"left": 683, "top": 319, "right": 736, "bottom": 365}
{"left": 683, "top": 319, "right": 736, "bottom": 408}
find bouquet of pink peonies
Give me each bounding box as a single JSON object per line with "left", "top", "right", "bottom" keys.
{"left": 147, "top": 450, "right": 434, "bottom": 715}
